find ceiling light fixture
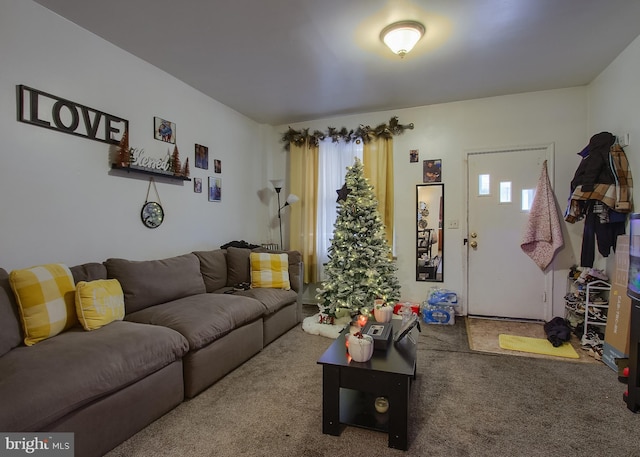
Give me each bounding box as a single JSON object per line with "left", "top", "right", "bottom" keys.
{"left": 380, "top": 20, "right": 425, "bottom": 58}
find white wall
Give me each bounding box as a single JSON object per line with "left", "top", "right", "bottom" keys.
{"left": 588, "top": 34, "right": 640, "bottom": 214}
{"left": 278, "top": 87, "right": 591, "bottom": 316}
{"left": 0, "top": 1, "right": 276, "bottom": 271}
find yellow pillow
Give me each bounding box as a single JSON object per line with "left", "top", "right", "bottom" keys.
{"left": 75, "top": 279, "right": 125, "bottom": 331}
{"left": 10, "top": 263, "right": 77, "bottom": 346}
{"left": 250, "top": 252, "right": 290, "bottom": 290}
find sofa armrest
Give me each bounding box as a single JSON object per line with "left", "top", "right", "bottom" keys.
{"left": 291, "top": 260, "right": 303, "bottom": 323}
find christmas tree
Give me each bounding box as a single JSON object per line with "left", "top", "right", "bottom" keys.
{"left": 316, "top": 157, "right": 400, "bottom": 321}
{"left": 116, "top": 129, "right": 130, "bottom": 167}
{"left": 171, "top": 145, "right": 181, "bottom": 175}
{"left": 182, "top": 157, "right": 190, "bottom": 178}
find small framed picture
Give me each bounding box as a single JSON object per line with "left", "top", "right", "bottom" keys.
{"left": 154, "top": 117, "right": 176, "bottom": 144}
{"left": 208, "top": 177, "right": 221, "bottom": 202}
{"left": 410, "top": 149, "right": 419, "bottom": 163}
{"left": 423, "top": 159, "right": 442, "bottom": 183}
{"left": 195, "top": 144, "right": 208, "bottom": 170}
{"left": 214, "top": 159, "right": 222, "bottom": 174}
{"left": 193, "top": 177, "right": 202, "bottom": 193}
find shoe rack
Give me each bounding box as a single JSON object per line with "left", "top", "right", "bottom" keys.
{"left": 583, "top": 280, "right": 610, "bottom": 342}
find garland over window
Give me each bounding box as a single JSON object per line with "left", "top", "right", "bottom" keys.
{"left": 281, "top": 116, "right": 413, "bottom": 150}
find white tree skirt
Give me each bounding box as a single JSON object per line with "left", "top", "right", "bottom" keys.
{"left": 302, "top": 313, "right": 352, "bottom": 339}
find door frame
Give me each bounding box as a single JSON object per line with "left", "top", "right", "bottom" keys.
{"left": 463, "top": 143, "right": 555, "bottom": 321}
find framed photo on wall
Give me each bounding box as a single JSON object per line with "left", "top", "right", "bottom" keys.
{"left": 195, "top": 144, "right": 209, "bottom": 169}
{"left": 208, "top": 177, "right": 221, "bottom": 202}
{"left": 214, "top": 159, "right": 222, "bottom": 173}
{"left": 154, "top": 117, "right": 176, "bottom": 144}
{"left": 193, "top": 177, "right": 202, "bottom": 193}
{"left": 423, "top": 159, "right": 442, "bottom": 183}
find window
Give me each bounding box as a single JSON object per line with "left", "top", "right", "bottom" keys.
{"left": 317, "top": 139, "right": 363, "bottom": 280}
{"left": 478, "top": 174, "right": 490, "bottom": 195}
{"left": 499, "top": 181, "right": 512, "bottom": 203}
{"left": 522, "top": 188, "right": 535, "bottom": 211}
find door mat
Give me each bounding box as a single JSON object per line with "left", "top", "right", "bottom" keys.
{"left": 498, "top": 334, "right": 579, "bottom": 359}
{"left": 466, "top": 317, "right": 597, "bottom": 363}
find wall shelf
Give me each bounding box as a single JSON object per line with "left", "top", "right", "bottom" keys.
{"left": 111, "top": 163, "right": 191, "bottom": 181}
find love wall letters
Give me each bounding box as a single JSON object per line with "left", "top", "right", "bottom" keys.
{"left": 17, "top": 85, "right": 128, "bottom": 145}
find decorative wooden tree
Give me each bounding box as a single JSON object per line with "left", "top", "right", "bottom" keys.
{"left": 182, "top": 157, "right": 190, "bottom": 178}
{"left": 116, "top": 129, "right": 130, "bottom": 167}
{"left": 171, "top": 145, "right": 181, "bottom": 176}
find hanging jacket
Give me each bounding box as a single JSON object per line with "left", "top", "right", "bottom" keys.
{"left": 565, "top": 132, "right": 633, "bottom": 223}
{"left": 609, "top": 143, "right": 633, "bottom": 212}
{"left": 570, "top": 132, "right": 616, "bottom": 192}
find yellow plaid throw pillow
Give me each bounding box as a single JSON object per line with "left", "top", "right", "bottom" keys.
{"left": 250, "top": 252, "right": 290, "bottom": 290}
{"left": 75, "top": 279, "right": 125, "bottom": 331}
{"left": 10, "top": 263, "right": 77, "bottom": 346}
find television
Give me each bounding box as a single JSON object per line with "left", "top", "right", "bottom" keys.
{"left": 628, "top": 213, "right": 640, "bottom": 300}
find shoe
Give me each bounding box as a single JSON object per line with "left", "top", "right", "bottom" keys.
{"left": 587, "top": 308, "right": 607, "bottom": 323}
{"left": 588, "top": 345, "right": 603, "bottom": 361}
{"left": 581, "top": 329, "right": 603, "bottom": 348}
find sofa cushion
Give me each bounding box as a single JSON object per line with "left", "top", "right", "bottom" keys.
{"left": 75, "top": 279, "right": 125, "bottom": 331}
{"left": 228, "top": 288, "right": 299, "bottom": 315}
{"left": 0, "top": 268, "right": 22, "bottom": 357}
{"left": 250, "top": 252, "right": 291, "bottom": 290}
{"left": 70, "top": 262, "right": 108, "bottom": 284}
{"left": 253, "top": 248, "right": 302, "bottom": 293}
{"left": 193, "top": 249, "right": 228, "bottom": 292}
{"left": 226, "top": 247, "right": 251, "bottom": 286}
{"left": 0, "top": 320, "right": 189, "bottom": 431}
{"left": 9, "top": 264, "right": 77, "bottom": 346}
{"left": 105, "top": 254, "right": 206, "bottom": 314}
{"left": 125, "top": 293, "right": 265, "bottom": 350}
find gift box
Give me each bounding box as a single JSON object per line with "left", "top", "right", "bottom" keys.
{"left": 393, "top": 303, "right": 420, "bottom": 315}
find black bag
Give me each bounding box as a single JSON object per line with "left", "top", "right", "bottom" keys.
{"left": 543, "top": 317, "right": 572, "bottom": 347}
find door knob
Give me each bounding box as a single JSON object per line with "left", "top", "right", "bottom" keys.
{"left": 470, "top": 240, "right": 478, "bottom": 248}
{"left": 470, "top": 232, "right": 477, "bottom": 238}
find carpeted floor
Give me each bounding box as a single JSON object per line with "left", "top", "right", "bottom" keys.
{"left": 105, "top": 317, "right": 640, "bottom": 457}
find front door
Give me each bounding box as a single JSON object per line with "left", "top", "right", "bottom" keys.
{"left": 466, "top": 145, "right": 554, "bottom": 320}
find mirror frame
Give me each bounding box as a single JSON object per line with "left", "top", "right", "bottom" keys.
{"left": 416, "top": 183, "right": 444, "bottom": 282}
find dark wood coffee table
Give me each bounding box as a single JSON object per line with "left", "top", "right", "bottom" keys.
{"left": 317, "top": 319, "right": 417, "bottom": 450}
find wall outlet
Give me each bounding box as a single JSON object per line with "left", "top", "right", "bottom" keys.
{"left": 447, "top": 219, "right": 459, "bottom": 229}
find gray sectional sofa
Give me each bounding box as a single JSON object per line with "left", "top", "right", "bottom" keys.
{"left": 0, "top": 246, "right": 302, "bottom": 457}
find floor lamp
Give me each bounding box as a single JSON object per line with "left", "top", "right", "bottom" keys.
{"left": 270, "top": 179, "right": 299, "bottom": 249}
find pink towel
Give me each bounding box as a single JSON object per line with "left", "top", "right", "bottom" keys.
{"left": 521, "top": 160, "right": 564, "bottom": 270}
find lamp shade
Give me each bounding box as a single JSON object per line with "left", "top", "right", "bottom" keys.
{"left": 270, "top": 179, "right": 284, "bottom": 192}
{"left": 286, "top": 194, "right": 300, "bottom": 205}
{"left": 381, "top": 21, "right": 425, "bottom": 57}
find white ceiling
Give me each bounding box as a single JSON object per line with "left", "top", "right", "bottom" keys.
{"left": 33, "top": 0, "right": 640, "bottom": 126}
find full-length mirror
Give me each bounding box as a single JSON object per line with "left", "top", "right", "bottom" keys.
{"left": 416, "top": 184, "right": 444, "bottom": 282}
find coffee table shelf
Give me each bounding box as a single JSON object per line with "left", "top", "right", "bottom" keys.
{"left": 340, "top": 388, "right": 389, "bottom": 432}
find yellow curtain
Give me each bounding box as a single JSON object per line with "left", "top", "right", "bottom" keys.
{"left": 363, "top": 137, "right": 394, "bottom": 248}
{"left": 289, "top": 140, "right": 319, "bottom": 283}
